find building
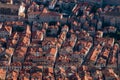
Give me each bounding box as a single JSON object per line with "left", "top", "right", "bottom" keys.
{"left": 118, "top": 52, "right": 120, "bottom": 68}
{"left": 18, "top": 2, "right": 26, "bottom": 19}
{"left": 97, "top": 20, "right": 102, "bottom": 29}
{"left": 28, "top": 8, "right": 63, "bottom": 23}
{"left": 101, "top": 11, "right": 120, "bottom": 28}
{"left": 28, "top": 12, "right": 41, "bottom": 22}
{"left": 0, "top": 25, "right": 12, "bottom": 38}
{"left": 38, "top": 10, "right": 63, "bottom": 22}
{"left": 103, "top": 0, "right": 120, "bottom": 5}
{"left": 49, "top": 0, "right": 57, "bottom": 9}
{"left": 79, "top": 0, "right": 103, "bottom": 6}
{"left": 0, "top": 68, "right": 6, "bottom": 80}
{"left": 0, "top": 3, "right": 19, "bottom": 21}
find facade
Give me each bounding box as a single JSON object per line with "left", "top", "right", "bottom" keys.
{"left": 18, "top": 3, "right": 26, "bottom": 18}
{"left": 49, "top": 0, "right": 57, "bottom": 9}
{"left": 79, "top": 0, "right": 103, "bottom": 6}
{"left": 27, "top": 12, "right": 41, "bottom": 22}
{"left": 0, "top": 3, "right": 19, "bottom": 21}
{"left": 28, "top": 10, "right": 64, "bottom": 23}
{"left": 103, "top": 0, "right": 120, "bottom": 5}
{"left": 79, "top": 0, "right": 120, "bottom": 5}
{"left": 39, "top": 12, "right": 62, "bottom": 22}
{"left": 118, "top": 53, "right": 120, "bottom": 68}
{"left": 101, "top": 12, "right": 120, "bottom": 28}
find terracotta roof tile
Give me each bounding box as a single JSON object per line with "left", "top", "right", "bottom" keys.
{"left": 5, "top": 47, "right": 14, "bottom": 56}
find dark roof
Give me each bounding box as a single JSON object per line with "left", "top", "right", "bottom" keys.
{"left": 105, "top": 12, "right": 120, "bottom": 16}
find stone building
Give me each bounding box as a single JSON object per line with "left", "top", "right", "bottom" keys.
{"left": 101, "top": 12, "right": 120, "bottom": 28}
{"left": 103, "top": 0, "right": 120, "bottom": 5}
{"left": 0, "top": 3, "right": 19, "bottom": 21}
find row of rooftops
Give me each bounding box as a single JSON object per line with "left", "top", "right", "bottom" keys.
{"left": 0, "top": 1, "right": 119, "bottom": 55}
{"left": 0, "top": 65, "right": 54, "bottom": 80}
{"left": 0, "top": 20, "right": 119, "bottom": 77}
{"left": 102, "top": 5, "right": 120, "bottom": 16}
{"left": 0, "top": 0, "right": 120, "bottom": 79}
{"left": 0, "top": 63, "right": 119, "bottom": 80}
{"left": 55, "top": 65, "right": 120, "bottom": 80}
